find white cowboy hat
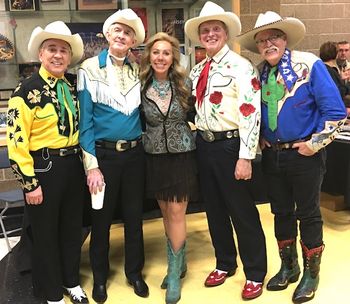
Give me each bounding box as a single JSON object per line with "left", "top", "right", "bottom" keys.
{"left": 237, "top": 11, "right": 306, "bottom": 53}
{"left": 103, "top": 9, "right": 145, "bottom": 47}
{"left": 28, "top": 21, "right": 84, "bottom": 66}
{"left": 184, "top": 1, "right": 241, "bottom": 46}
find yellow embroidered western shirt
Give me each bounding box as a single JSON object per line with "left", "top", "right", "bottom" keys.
{"left": 6, "top": 67, "right": 80, "bottom": 192}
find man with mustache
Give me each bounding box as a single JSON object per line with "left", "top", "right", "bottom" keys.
{"left": 238, "top": 11, "right": 347, "bottom": 303}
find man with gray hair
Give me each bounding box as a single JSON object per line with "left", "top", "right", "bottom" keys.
{"left": 238, "top": 11, "right": 347, "bottom": 303}
{"left": 78, "top": 9, "right": 148, "bottom": 302}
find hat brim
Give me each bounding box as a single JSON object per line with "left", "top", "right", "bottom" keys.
{"left": 28, "top": 28, "right": 84, "bottom": 67}
{"left": 103, "top": 16, "right": 145, "bottom": 47}
{"left": 184, "top": 12, "right": 241, "bottom": 45}
{"left": 236, "top": 18, "right": 305, "bottom": 53}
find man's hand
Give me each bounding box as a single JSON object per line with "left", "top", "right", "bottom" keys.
{"left": 25, "top": 186, "right": 43, "bottom": 205}
{"left": 259, "top": 138, "right": 271, "bottom": 150}
{"left": 235, "top": 159, "right": 252, "bottom": 180}
{"left": 292, "top": 141, "right": 315, "bottom": 156}
{"left": 87, "top": 168, "right": 105, "bottom": 194}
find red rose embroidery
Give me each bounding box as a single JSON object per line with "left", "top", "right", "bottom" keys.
{"left": 251, "top": 77, "right": 261, "bottom": 90}
{"left": 239, "top": 103, "right": 256, "bottom": 117}
{"left": 209, "top": 91, "right": 223, "bottom": 105}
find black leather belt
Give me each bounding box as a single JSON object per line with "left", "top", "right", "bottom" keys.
{"left": 96, "top": 138, "right": 141, "bottom": 152}
{"left": 270, "top": 136, "right": 311, "bottom": 151}
{"left": 270, "top": 142, "right": 296, "bottom": 151}
{"left": 31, "top": 145, "right": 81, "bottom": 157}
{"left": 198, "top": 129, "right": 239, "bottom": 142}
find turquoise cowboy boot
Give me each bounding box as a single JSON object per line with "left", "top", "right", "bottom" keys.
{"left": 267, "top": 239, "right": 301, "bottom": 291}
{"left": 161, "top": 241, "right": 187, "bottom": 289}
{"left": 292, "top": 241, "right": 324, "bottom": 303}
{"left": 165, "top": 240, "right": 184, "bottom": 304}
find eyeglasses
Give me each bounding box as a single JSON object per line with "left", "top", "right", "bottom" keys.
{"left": 255, "top": 34, "right": 284, "bottom": 46}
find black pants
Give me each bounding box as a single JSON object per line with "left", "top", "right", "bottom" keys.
{"left": 27, "top": 152, "right": 86, "bottom": 301}
{"left": 90, "top": 144, "right": 145, "bottom": 284}
{"left": 261, "top": 147, "right": 326, "bottom": 248}
{"left": 196, "top": 136, "right": 267, "bottom": 282}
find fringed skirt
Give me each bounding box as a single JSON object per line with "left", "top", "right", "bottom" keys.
{"left": 145, "top": 151, "right": 199, "bottom": 203}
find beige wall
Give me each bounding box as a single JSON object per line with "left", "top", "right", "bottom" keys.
{"left": 240, "top": 0, "right": 350, "bottom": 64}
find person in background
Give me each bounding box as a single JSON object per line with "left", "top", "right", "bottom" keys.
{"left": 77, "top": 9, "right": 148, "bottom": 303}
{"left": 7, "top": 21, "right": 88, "bottom": 304}
{"left": 336, "top": 40, "right": 350, "bottom": 83}
{"left": 238, "top": 11, "right": 347, "bottom": 303}
{"left": 185, "top": 1, "right": 267, "bottom": 300}
{"left": 139, "top": 32, "right": 198, "bottom": 304}
{"left": 320, "top": 41, "right": 350, "bottom": 112}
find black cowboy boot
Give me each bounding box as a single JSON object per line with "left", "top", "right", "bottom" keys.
{"left": 267, "top": 239, "right": 301, "bottom": 291}
{"left": 292, "top": 241, "right": 324, "bottom": 303}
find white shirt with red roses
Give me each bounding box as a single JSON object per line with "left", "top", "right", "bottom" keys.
{"left": 190, "top": 44, "right": 261, "bottom": 159}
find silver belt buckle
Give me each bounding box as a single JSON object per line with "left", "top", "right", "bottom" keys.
{"left": 203, "top": 130, "right": 215, "bottom": 142}
{"left": 116, "top": 140, "right": 127, "bottom": 152}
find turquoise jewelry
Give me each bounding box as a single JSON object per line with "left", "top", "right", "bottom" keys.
{"left": 151, "top": 78, "right": 171, "bottom": 99}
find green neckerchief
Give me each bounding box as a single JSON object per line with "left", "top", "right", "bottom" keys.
{"left": 56, "top": 79, "right": 76, "bottom": 125}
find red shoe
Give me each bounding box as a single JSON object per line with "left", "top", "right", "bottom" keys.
{"left": 242, "top": 281, "right": 263, "bottom": 300}
{"left": 204, "top": 269, "right": 235, "bottom": 287}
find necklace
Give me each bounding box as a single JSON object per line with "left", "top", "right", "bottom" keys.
{"left": 151, "top": 78, "right": 171, "bottom": 99}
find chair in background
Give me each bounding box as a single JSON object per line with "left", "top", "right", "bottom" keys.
{"left": 0, "top": 147, "right": 25, "bottom": 253}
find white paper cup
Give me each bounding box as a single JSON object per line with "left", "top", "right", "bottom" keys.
{"left": 91, "top": 183, "right": 105, "bottom": 210}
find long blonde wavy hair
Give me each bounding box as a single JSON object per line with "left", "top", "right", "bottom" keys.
{"left": 139, "top": 32, "right": 193, "bottom": 111}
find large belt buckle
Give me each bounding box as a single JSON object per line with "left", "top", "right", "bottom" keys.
{"left": 116, "top": 140, "right": 127, "bottom": 152}
{"left": 203, "top": 130, "right": 215, "bottom": 142}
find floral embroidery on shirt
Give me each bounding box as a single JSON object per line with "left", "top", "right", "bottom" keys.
{"left": 240, "top": 103, "right": 256, "bottom": 117}
{"left": 209, "top": 91, "right": 223, "bottom": 120}
{"left": 209, "top": 91, "right": 223, "bottom": 104}
{"left": 251, "top": 77, "right": 261, "bottom": 91}
{"left": 27, "top": 89, "right": 41, "bottom": 104}
{"left": 7, "top": 108, "right": 23, "bottom": 147}
{"left": 43, "top": 84, "right": 60, "bottom": 111}
{"left": 11, "top": 163, "right": 39, "bottom": 192}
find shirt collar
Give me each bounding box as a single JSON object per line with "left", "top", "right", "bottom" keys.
{"left": 108, "top": 51, "right": 134, "bottom": 70}
{"left": 261, "top": 48, "right": 298, "bottom": 92}
{"left": 209, "top": 44, "right": 230, "bottom": 64}
{"left": 39, "top": 66, "right": 71, "bottom": 88}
